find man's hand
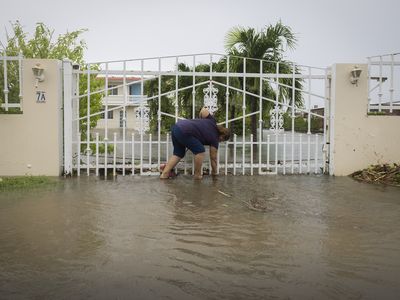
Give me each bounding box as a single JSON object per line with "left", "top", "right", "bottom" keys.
{"left": 199, "top": 107, "right": 210, "bottom": 119}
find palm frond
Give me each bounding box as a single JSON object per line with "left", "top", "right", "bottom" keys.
{"left": 264, "top": 20, "right": 297, "bottom": 59}
{"left": 224, "top": 26, "right": 246, "bottom": 52}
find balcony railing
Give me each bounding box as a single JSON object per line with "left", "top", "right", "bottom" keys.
{"left": 102, "top": 95, "right": 148, "bottom": 106}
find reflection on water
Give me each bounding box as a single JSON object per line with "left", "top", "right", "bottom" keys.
{"left": 0, "top": 176, "right": 399, "bottom": 299}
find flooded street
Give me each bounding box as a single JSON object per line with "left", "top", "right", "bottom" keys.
{"left": 0, "top": 175, "right": 399, "bottom": 299}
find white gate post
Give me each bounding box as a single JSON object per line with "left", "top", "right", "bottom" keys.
{"left": 329, "top": 66, "right": 336, "bottom": 175}
{"left": 63, "top": 59, "right": 73, "bottom": 175}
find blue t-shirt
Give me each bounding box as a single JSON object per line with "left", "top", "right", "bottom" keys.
{"left": 176, "top": 115, "right": 219, "bottom": 149}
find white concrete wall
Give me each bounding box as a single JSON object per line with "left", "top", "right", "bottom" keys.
{"left": 331, "top": 64, "right": 400, "bottom": 175}
{"left": 0, "top": 59, "right": 62, "bottom": 176}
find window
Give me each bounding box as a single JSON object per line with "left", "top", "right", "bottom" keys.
{"left": 101, "top": 109, "right": 113, "bottom": 119}
{"left": 108, "top": 84, "right": 118, "bottom": 95}
{"left": 130, "top": 82, "right": 141, "bottom": 95}
{"left": 119, "top": 110, "right": 127, "bottom": 127}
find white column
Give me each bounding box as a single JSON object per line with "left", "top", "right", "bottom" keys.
{"left": 63, "top": 59, "right": 73, "bottom": 175}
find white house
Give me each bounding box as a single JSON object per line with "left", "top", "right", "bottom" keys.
{"left": 95, "top": 76, "right": 149, "bottom": 132}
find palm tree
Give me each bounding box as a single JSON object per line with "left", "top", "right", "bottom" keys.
{"left": 224, "top": 21, "right": 303, "bottom": 141}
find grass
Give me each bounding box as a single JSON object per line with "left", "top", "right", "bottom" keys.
{"left": 0, "top": 107, "right": 23, "bottom": 114}
{"left": 0, "top": 176, "right": 57, "bottom": 190}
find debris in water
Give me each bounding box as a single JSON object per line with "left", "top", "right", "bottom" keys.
{"left": 350, "top": 164, "right": 400, "bottom": 186}
{"left": 218, "top": 190, "right": 232, "bottom": 198}
{"left": 242, "top": 196, "right": 274, "bottom": 212}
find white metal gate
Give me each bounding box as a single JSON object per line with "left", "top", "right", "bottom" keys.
{"left": 63, "top": 53, "right": 331, "bottom": 177}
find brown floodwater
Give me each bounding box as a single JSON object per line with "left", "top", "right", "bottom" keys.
{"left": 0, "top": 175, "right": 399, "bottom": 299}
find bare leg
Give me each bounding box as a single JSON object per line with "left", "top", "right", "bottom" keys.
{"left": 160, "top": 155, "right": 181, "bottom": 179}
{"left": 193, "top": 152, "right": 205, "bottom": 180}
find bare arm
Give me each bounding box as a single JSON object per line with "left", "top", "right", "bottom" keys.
{"left": 209, "top": 146, "right": 218, "bottom": 175}
{"left": 199, "top": 107, "right": 210, "bottom": 119}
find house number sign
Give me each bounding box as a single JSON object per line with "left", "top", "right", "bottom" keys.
{"left": 36, "top": 91, "right": 46, "bottom": 103}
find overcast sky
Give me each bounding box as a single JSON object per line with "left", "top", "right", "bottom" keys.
{"left": 1, "top": 0, "right": 399, "bottom": 67}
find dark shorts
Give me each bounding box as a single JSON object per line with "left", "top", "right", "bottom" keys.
{"left": 171, "top": 125, "right": 205, "bottom": 158}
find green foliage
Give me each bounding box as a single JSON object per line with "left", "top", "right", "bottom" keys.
{"left": 1, "top": 21, "right": 87, "bottom": 63}
{"left": 77, "top": 65, "right": 104, "bottom": 142}
{"left": 89, "top": 142, "right": 114, "bottom": 155}
{"left": 0, "top": 21, "right": 108, "bottom": 152}
{"left": 293, "top": 116, "right": 308, "bottom": 132}
{"left": 0, "top": 21, "right": 89, "bottom": 112}
{"left": 225, "top": 21, "right": 297, "bottom": 60}
{"left": 225, "top": 21, "right": 303, "bottom": 140}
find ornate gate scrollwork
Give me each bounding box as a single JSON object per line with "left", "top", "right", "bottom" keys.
{"left": 135, "top": 106, "right": 150, "bottom": 134}
{"left": 203, "top": 84, "right": 218, "bottom": 114}
{"left": 269, "top": 105, "right": 284, "bottom": 132}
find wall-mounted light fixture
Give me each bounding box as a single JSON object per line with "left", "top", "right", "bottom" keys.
{"left": 350, "top": 65, "right": 362, "bottom": 86}
{"left": 32, "top": 63, "right": 45, "bottom": 88}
